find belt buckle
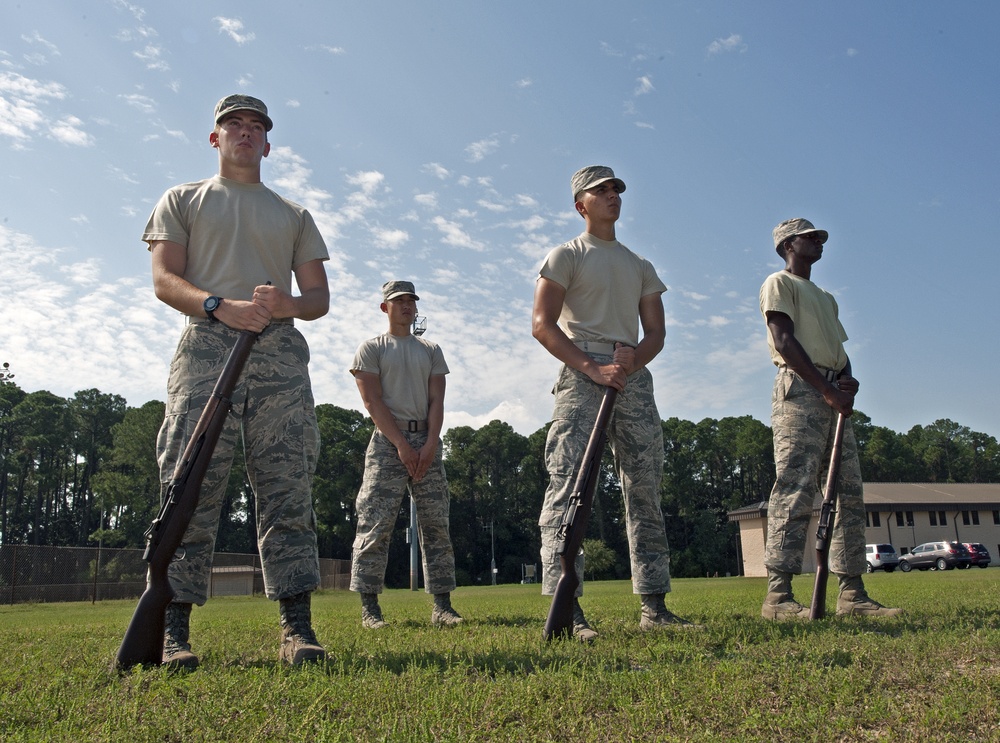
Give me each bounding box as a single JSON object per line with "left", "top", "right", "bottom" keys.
{"left": 407, "top": 420, "right": 419, "bottom": 432}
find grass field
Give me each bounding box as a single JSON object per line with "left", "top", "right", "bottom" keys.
{"left": 1, "top": 569, "right": 999, "bottom": 742}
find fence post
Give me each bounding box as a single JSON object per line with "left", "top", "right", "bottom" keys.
{"left": 8, "top": 545, "right": 16, "bottom": 605}
{"left": 91, "top": 543, "right": 102, "bottom": 605}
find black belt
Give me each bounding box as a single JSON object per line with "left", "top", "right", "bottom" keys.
{"left": 779, "top": 365, "right": 840, "bottom": 382}
{"left": 395, "top": 419, "right": 428, "bottom": 432}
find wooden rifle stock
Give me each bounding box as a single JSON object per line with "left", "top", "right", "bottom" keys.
{"left": 115, "top": 329, "right": 258, "bottom": 670}
{"left": 543, "top": 387, "right": 618, "bottom": 640}
{"left": 809, "top": 413, "right": 846, "bottom": 620}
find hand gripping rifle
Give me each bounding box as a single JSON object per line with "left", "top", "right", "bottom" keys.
{"left": 115, "top": 329, "right": 258, "bottom": 670}
{"left": 544, "top": 386, "right": 618, "bottom": 640}
{"left": 809, "top": 412, "right": 847, "bottom": 620}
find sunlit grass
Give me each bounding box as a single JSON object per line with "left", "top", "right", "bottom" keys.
{"left": 1, "top": 569, "right": 998, "bottom": 741}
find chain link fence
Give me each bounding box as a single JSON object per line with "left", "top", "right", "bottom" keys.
{"left": 0, "top": 544, "right": 350, "bottom": 605}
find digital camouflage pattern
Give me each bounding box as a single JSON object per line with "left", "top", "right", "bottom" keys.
{"left": 539, "top": 358, "right": 671, "bottom": 596}
{"left": 765, "top": 368, "right": 866, "bottom": 577}
{"left": 157, "top": 322, "right": 321, "bottom": 605}
{"left": 350, "top": 430, "right": 457, "bottom": 595}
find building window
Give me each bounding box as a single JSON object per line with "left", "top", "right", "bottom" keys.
{"left": 906, "top": 511, "right": 914, "bottom": 526}
{"left": 896, "top": 511, "right": 905, "bottom": 527}
{"left": 994, "top": 510, "right": 1000, "bottom": 525}
{"left": 929, "top": 511, "right": 938, "bottom": 526}
{"left": 972, "top": 511, "right": 980, "bottom": 526}
{"left": 939, "top": 510, "right": 947, "bottom": 526}
{"left": 871, "top": 512, "right": 881, "bottom": 528}
{"left": 963, "top": 511, "right": 970, "bottom": 526}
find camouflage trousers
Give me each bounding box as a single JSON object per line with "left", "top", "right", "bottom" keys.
{"left": 350, "top": 430, "right": 457, "bottom": 595}
{"left": 765, "top": 368, "right": 866, "bottom": 577}
{"left": 156, "top": 322, "right": 321, "bottom": 605}
{"left": 539, "top": 360, "right": 671, "bottom": 596}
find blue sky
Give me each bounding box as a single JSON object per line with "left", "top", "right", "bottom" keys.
{"left": 2, "top": 1, "right": 999, "bottom": 439}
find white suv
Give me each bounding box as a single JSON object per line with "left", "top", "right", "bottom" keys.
{"left": 865, "top": 543, "right": 899, "bottom": 573}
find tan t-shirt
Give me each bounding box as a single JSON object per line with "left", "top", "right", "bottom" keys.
{"left": 759, "top": 270, "right": 848, "bottom": 370}
{"left": 350, "top": 333, "right": 449, "bottom": 422}
{"left": 142, "top": 175, "right": 329, "bottom": 308}
{"left": 538, "top": 232, "right": 667, "bottom": 345}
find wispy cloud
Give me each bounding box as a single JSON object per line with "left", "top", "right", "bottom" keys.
{"left": 133, "top": 44, "right": 169, "bottom": 71}
{"left": 119, "top": 93, "right": 156, "bottom": 115}
{"left": 0, "top": 71, "right": 66, "bottom": 143}
{"left": 50, "top": 115, "right": 95, "bottom": 147}
{"left": 634, "top": 75, "right": 654, "bottom": 96}
{"left": 422, "top": 162, "right": 450, "bottom": 180}
{"left": 414, "top": 192, "right": 438, "bottom": 208}
{"left": 708, "top": 34, "right": 747, "bottom": 55}
{"left": 464, "top": 136, "right": 499, "bottom": 163}
{"left": 215, "top": 17, "right": 256, "bottom": 45}
{"left": 431, "top": 216, "right": 485, "bottom": 251}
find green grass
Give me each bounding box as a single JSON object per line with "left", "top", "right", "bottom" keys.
{"left": 2, "top": 570, "right": 999, "bottom": 742}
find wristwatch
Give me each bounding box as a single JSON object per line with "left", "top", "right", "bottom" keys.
{"left": 203, "top": 295, "right": 223, "bottom": 321}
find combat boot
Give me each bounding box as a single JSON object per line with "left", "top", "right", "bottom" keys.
{"left": 163, "top": 602, "right": 199, "bottom": 670}
{"left": 278, "top": 592, "right": 326, "bottom": 665}
{"left": 572, "top": 598, "right": 598, "bottom": 642}
{"left": 761, "top": 569, "right": 809, "bottom": 621}
{"left": 431, "top": 592, "right": 464, "bottom": 627}
{"left": 361, "top": 592, "right": 387, "bottom": 629}
{"left": 835, "top": 575, "right": 903, "bottom": 617}
{"left": 639, "top": 593, "right": 697, "bottom": 630}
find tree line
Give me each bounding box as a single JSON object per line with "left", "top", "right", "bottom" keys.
{"left": 2, "top": 369, "right": 1000, "bottom": 585}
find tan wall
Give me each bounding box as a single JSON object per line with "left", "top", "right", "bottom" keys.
{"left": 739, "top": 508, "right": 1000, "bottom": 575}
{"left": 738, "top": 521, "right": 768, "bottom": 577}
{"left": 863, "top": 509, "right": 999, "bottom": 560}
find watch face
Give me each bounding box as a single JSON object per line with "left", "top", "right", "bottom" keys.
{"left": 205, "top": 296, "right": 221, "bottom": 312}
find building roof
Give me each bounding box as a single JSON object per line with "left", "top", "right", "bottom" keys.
{"left": 727, "top": 483, "right": 1000, "bottom": 521}
{"left": 864, "top": 483, "right": 1000, "bottom": 509}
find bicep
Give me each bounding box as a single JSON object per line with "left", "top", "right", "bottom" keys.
{"left": 765, "top": 311, "right": 796, "bottom": 347}
{"left": 293, "top": 259, "right": 330, "bottom": 296}
{"left": 638, "top": 292, "right": 665, "bottom": 337}
{"left": 150, "top": 241, "right": 187, "bottom": 284}
{"left": 427, "top": 374, "right": 446, "bottom": 404}
{"left": 532, "top": 277, "right": 566, "bottom": 329}
{"left": 353, "top": 371, "right": 383, "bottom": 406}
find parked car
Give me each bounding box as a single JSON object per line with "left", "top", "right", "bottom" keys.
{"left": 898, "top": 541, "right": 972, "bottom": 572}
{"left": 963, "top": 542, "right": 992, "bottom": 568}
{"left": 865, "top": 543, "right": 899, "bottom": 573}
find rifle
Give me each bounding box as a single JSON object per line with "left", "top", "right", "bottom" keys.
{"left": 809, "top": 412, "right": 847, "bottom": 620}
{"left": 115, "top": 329, "right": 258, "bottom": 670}
{"left": 544, "top": 386, "right": 618, "bottom": 640}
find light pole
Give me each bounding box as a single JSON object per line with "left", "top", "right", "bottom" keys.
{"left": 486, "top": 519, "right": 496, "bottom": 585}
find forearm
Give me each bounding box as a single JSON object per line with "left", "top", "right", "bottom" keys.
{"left": 363, "top": 397, "right": 409, "bottom": 451}
{"left": 631, "top": 328, "right": 664, "bottom": 372}
{"left": 152, "top": 268, "right": 212, "bottom": 317}
{"left": 287, "top": 285, "right": 329, "bottom": 321}
{"left": 532, "top": 323, "right": 603, "bottom": 378}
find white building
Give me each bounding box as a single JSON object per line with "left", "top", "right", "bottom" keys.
{"left": 728, "top": 483, "right": 1000, "bottom": 577}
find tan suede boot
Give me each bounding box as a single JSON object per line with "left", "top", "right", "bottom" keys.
{"left": 835, "top": 575, "right": 903, "bottom": 617}
{"left": 761, "top": 570, "right": 809, "bottom": 621}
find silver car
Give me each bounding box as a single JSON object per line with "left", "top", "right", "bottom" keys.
{"left": 865, "top": 543, "right": 899, "bottom": 573}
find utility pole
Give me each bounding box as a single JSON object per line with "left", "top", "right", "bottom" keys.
{"left": 488, "top": 520, "right": 496, "bottom": 585}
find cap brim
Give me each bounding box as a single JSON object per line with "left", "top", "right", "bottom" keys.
{"left": 216, "top": 107, "right": 274, "bottom": 131}
{"left": 575, "top": 177, "right": 627, "bottom": 199}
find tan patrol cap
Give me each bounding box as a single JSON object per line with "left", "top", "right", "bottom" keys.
{"left": 382, "top": 280, "right": 419, "bottom": 302}
{"left": 571, "top": 165, "right": 626, "bottom": 201}
{"left": 214, "top": 94, "right": 273, "bottom": 132}
{"left": 772, "top": 218, "right": 828, "bottom": 251}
